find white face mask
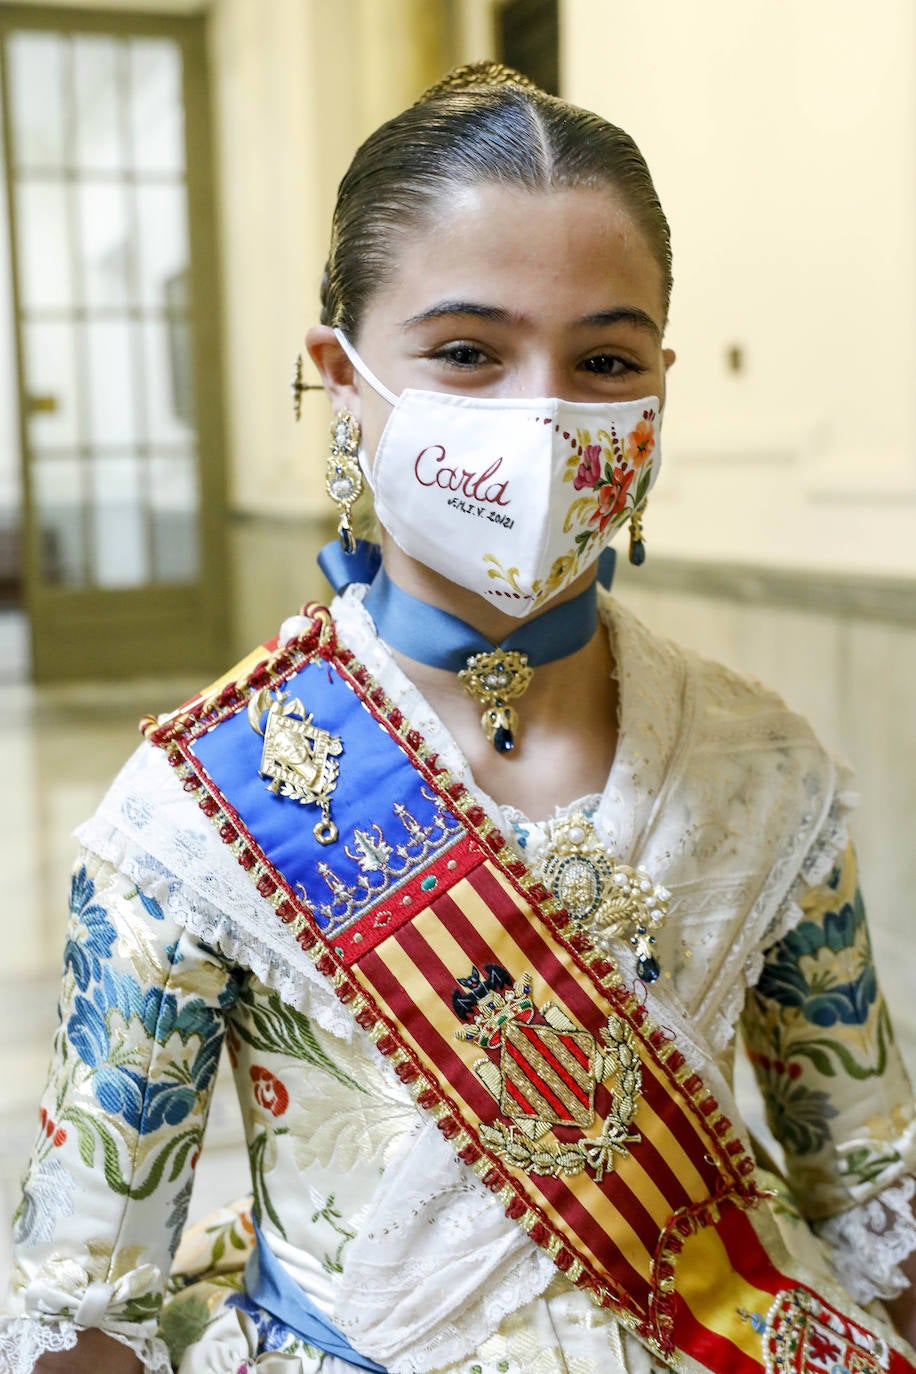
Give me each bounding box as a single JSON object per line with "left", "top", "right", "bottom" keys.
{"left": 335, "top": 329, "right": 662, "bottom": 618}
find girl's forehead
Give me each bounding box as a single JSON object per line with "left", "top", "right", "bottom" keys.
{"left": 373, "top": 184, "right": 666, "bottom": 328}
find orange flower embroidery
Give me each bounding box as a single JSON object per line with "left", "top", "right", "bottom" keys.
{"left": 627, "top": 419, "right": 655, "bottom": 467}
{"left": 589, "top": 466, "right": 634, "bottom": 533}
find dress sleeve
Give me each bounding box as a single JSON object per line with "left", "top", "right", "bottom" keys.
{"left": 740, "top": 841, "right": 916, "bottom": 1302}
{"left": 0, "top": 848, "right": 241, "bottom": 1373}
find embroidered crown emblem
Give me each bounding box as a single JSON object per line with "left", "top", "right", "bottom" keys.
{"left": 453, "top": 967, "right": 535, "bottom": 1049}
{"left": 248, "top": 687, "right": 343, "bottom": 845}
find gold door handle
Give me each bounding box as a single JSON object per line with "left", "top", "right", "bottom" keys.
{"left": 26, "top": 393, "right": 59, "bottom": 415}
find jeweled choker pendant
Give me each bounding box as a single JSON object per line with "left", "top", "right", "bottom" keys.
{"left": 457, "top": 649, "right": 533, "bottom": 754}
{"left": 322, "top": 546, "right": 617, "bottom": 758}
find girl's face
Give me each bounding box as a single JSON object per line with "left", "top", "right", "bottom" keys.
{"left": 309, "top": 182, "right": 675, "bottom": 463}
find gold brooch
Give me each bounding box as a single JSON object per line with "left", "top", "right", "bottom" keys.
{"left": 248, "top": 687, "right": 343, "bottom": 844}
{"left": 536, "top": 813, "right": 670, "bottom": 982}
{"left": 457, "top": 649, "right": 533, "bottom": 754}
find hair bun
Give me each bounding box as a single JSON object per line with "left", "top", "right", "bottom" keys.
{"left": 416, "top": 60, "right": 541, "bottom": 105}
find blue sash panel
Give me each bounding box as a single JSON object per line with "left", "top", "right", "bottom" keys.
{"left": 243, "top": 1220, "right": 387, "bottom": 1372}
{"left": 191, "top": 657, "right": 464, "bottom": 954}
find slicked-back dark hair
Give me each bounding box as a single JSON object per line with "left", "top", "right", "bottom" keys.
{"left": 320, "top": 62, "right": 673, "bottom": 336}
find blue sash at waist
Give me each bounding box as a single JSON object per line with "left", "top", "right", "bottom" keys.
{"left": 245, "top": 1219, "right": 387, "bottom": 1372}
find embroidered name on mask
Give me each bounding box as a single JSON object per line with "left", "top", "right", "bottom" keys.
{"left": 413, "top": 446, "right": 511, "bottom": 507}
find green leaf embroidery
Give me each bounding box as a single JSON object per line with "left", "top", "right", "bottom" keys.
{"left": 232, "top": 987, "right": 363, "bottom": 1092}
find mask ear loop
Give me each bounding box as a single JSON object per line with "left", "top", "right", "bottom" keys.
{"left": 333, "top": 329, "right": 399, "bottom": 407}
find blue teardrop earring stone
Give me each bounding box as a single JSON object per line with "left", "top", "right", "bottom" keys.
{"left": 629, "top": 538, "right": 646, "bottom": 567}
{"left": 339, "top": 525, "right": 355, "bottom": 555}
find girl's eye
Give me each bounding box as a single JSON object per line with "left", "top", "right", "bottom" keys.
{"left": 428, "top": 343, "right": 493, "bottom": 369}
{"left": 580, "top": 353, "right": 642, "bottom": 378}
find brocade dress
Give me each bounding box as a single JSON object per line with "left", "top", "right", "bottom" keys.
{"left": 2, "top": 588, "right": 915, "bottom": 1374}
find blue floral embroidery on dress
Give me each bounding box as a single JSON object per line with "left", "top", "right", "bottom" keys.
{"left": 69, "top": 992, "right": 221, "bottom": 1130}
{"left": 752, "top": 1068, "right": 839, "bottom": 1156}
{"left": 67, "top": 995, "right": 110, "bottom": 1066}
{"left": 13, "top": 1158, "right": 76, "bottom": 1245}
{"left": 166, "top": 1176, "right": 193, "bottom": 1258}
{"left": 64, "top": 888, "right": 225, "bottom": 1132}
{"left": 139, "top": 890, "right": 165, "bottom": 921}
{"left": 64, "top": 866, "right": 118, "bottom": 991}
{"left": 94, "top": 1067, "right": 198, "bottom": 1132}
{"left": 755, "top": 885, "right": 877, "bottom": 1027}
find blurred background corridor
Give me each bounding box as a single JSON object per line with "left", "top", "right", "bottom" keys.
{"left": 0, "top": 0, "right": 914, "bottom": 1292}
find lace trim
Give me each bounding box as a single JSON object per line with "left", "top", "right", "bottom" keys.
{"left": 726, "top": 774, "right": 858, "bottom": 1041}
{"left": 814, "top": 1176, "right": 916, "bottom": 1304}
{"left": 500, "top": 793, "right": 604, "bottom": 858}
{"left": 0, "top": 1316, "right": 171, "bottom": 1374}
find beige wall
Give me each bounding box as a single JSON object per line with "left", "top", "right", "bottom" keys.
{"left": 561, "top": 0, "right": 916, "bottom": 574}
{"left": 208, "top": 0, "right": 492, "bottom": 529}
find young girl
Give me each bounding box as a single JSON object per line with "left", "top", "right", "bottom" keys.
{"left": 4, "top": 61, "right": 915, "bottom": 1374}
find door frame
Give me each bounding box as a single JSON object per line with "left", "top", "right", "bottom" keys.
{"left": 0, "top": 4, "right": 228, "bottom": 681}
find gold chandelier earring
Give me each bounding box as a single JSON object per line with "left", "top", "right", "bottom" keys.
{"left": 628, "top": 503, "right": 647, "bottom": 567}
{"left": 325, "top": 411, "right": 363, "bottom": 554}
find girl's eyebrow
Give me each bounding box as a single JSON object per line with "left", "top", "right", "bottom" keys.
{"left": 399, "top": 301, "right": 661, "bottom": 341}
{"left": 400, "top": 300, "right": 521, "bottom": 328}
{"left": 576, "top": 308, "right": 661, "bottom": 341}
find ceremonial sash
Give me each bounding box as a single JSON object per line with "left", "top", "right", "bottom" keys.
{"left": 144, "top": 607, "right": 916, "bottom": 1374}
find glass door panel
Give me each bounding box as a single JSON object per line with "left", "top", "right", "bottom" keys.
{"left": 150, "top": 450, "right": 198, "bottom": 582}
{"left": 72, "top": 36, "right": 126, "bottom": 173}
{"left": 22, "top": 321, "right": 80, "bottom": 445}
{"left": 7, "top": 31, "right": 67, "bottom": 170}
{"left": 129, "top": 40, "right": 184, "bottom": 175}
{"left": 15, "top": 181, "right": 73, "bottom": 308}
{"left": 1, "top": 9, "right": 226, "bottom": 680}
{"left": 31, "top": 453, "right": 85, "bottom": 586}
{"left": 89, "top": 454, "right": 148, "bottom": 588}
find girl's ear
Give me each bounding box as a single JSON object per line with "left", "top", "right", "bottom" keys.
{"left": 305, "top": 325, "right": 362, "bottom": 419}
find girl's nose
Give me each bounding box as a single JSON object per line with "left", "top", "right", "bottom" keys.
{"left": 508, "top": 359, "right": 568, "bottom": 399}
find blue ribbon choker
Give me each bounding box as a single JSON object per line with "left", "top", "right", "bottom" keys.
{"left": 318, "top": 540, "right": 615, "bottom": 756}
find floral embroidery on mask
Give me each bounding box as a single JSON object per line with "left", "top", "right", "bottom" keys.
{"left": 627, "top": 417, "right": 656, "bottom": 466}
{"left": 560, "top": 411, "right": 657, "bottom": 569}
{"left": 590, "top": 466, "right": 635, "bottom": 534}
{"left": 573, "top": 443, "right": 603, "bottom": 491}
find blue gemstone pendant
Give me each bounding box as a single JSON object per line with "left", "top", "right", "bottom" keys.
{"left": 636, "top": 954, "right": 661, "bottom": 983}
{"left": 493, "top": 726, "right": 514, "bottom": 754}
{"left": 459, "top": 652, "right": 531, "bottom": 758}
